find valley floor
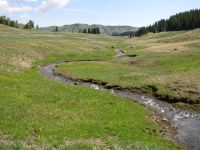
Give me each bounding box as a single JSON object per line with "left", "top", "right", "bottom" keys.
{"left": 1, "top": 24, "right": 200, "bottom": 149}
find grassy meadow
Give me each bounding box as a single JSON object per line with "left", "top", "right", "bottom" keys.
{"left": 0, "top": 24, "right": 182, "bottom": 149}
{"left": 55, "top": 29, "right": 200, "bottom": 111}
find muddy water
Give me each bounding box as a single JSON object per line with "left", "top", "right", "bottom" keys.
{"left": 40, "top": 62, "right": 200, "bottom": 150}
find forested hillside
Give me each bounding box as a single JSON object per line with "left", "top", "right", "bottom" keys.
{"left": 0, "top": 16, "right": 19, "bottom": 28}
{"left": 0, "top": 16, "right": 36, "bottom": 29}
{"left": 136, "top": 9, "right": 200, "bottom": 36}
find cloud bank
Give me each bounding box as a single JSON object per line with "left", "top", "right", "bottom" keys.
{"left": 36, "top": 0, "right": 71, "bottom": 12}
{"left": 0, "top": 0, "right": 33, "bottom": 13}
{"left": 0, "top": 0, "right": 72, "bottom": 14}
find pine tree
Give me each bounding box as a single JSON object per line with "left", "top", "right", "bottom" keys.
{"left": 135, "top": 9, "right": 200, "bottom": 36}
{"left": 88, "top": 28, "right": 91, "bottom": 33}
{"left": 0, "top": 16, "right": 19, "bottom": 28}
{"left": 53, "top": 26, "right": 58, "bottom": 32}
{"left": 82, "top": 28, "right": 87, "bottom": 33}
{"left": 24, "top": 20, "right": 35, "bottom": 29}
{"left": 96, "top": 27, "right": 100, "bottom": 34}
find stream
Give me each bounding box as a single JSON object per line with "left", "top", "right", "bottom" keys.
{"left": 40, "top": 61, "right": 200, "bottom": 150}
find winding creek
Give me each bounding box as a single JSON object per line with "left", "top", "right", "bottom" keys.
{"left": 40, "top": 61, "right": 200, "bottom": 150}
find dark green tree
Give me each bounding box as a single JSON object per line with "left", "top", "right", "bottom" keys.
{"left": 53, "top": 26, "right": 58, "bottom": 32}
{"left": 24, "top": 20, "right": 34, "bottom": 29}
{"left": 136, "top": 9, "right": 200, "bottom": 36}
{"left": 0, "top": 16, "right": 19, "bottom": 28}
{"left": 82, "top": 28, "right": 87, "bottom": 33}
{"left": 96, "top": 27, "right": 100, "bottom": 34}
{"left": 88, "top": 28, "right": 91, "bottom": 33}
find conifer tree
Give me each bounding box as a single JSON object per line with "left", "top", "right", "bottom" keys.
{"left": 136, "top": 9, "right": 200, "bottom": 36}
{"left": 88, "top": 28, "right": 91, "bottom": 33}
{"left": 0, "top": 16, "right": 19, "bottom": 28}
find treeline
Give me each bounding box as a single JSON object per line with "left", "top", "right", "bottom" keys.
{"left": 0, "top": 16, "right": 38, "bottom": 29}
{"left": 79, "top": 27, "right": 100, "bottom": 34}
{"left": 24, "top": 20, "right": 35, "bottom": 29}
{"left": 0, "top": 16, "right": 19, "bottom": 28}
{"left": 53, "top": 26, "right": 59, "bottom": 32}
{"left": 136, "top": 9, "right": 200, "bottom": 36}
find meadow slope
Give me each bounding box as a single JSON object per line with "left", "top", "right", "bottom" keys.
{"left": 55, "top": 29, "right": 200, "bottom": 111}
{"left": 0, "top": 25, "right": 180, "bottom": 149}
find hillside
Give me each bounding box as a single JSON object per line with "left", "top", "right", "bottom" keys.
{"left": 0, "top": 16, "right": 35, "bottom": 29}
{"left": 54, "top": 28, "right": 200, "bottom": 109}
{"left": 40, "top": 23, "right": 139, "bottom": 36}
{"left": 0, "top": 24, "right": 185, "bottom": 149}
{"left": 136, "top": 9, "right": 200, "bottom": 36}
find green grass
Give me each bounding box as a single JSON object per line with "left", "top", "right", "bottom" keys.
{"left": 0, "top": 24, "right": 181, "bottom": 149}
{"left": 55, "top": 29, "right": 200, "bottom": 105}
{"left": 0, "top": 70, "right": 179, "bottom": 149}
{"left": 55, "top": 49, "right": 200, "bottom": 103}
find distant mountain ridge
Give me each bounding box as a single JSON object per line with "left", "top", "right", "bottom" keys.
{"left": 40, "top": 23, "right": 139, "bottom": 36}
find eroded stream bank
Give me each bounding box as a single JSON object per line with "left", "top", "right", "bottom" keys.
{"left": 40, "top": 61, "right": 200, "bottom": 150}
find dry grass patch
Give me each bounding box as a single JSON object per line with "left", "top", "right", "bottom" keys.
{"left": 10, "top": 56, "right": 32, "bottom": 69}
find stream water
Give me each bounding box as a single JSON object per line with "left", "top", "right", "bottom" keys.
{"left": 40, "top": 62, "right": 200, "bottom": 150}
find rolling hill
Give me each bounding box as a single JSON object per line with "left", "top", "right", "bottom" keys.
{"left": 40, "top": 23, "right": 139, "bottom": 36}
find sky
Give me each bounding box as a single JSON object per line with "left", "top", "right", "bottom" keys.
{"left": 0, "top": 0, "right": 199, "bottom": 27}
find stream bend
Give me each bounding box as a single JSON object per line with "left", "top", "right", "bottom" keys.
{"left": 40, "top": 61, "right": 200, "bottom": 150}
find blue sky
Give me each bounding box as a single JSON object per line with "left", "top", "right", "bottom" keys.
{"left": 0, "top": 0, "right": 199, "bottom": 27}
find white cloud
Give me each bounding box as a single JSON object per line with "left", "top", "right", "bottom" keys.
{"left": 20, "top": 13, "right": 31, "bottom": 19}
{"left": 24, "top": 0, "right": 37, "bottom": 2}
{"left": 8, "top": 0, "right": 37, "bottom": 2}
{"left": 0, "top": 0, "right": 33, "bottom": 14}
{"left": 0, "top": 0, "right": 72, "bottom": 15}
{"left": 36, "top": 0, "right": 71, "bottom": 12}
